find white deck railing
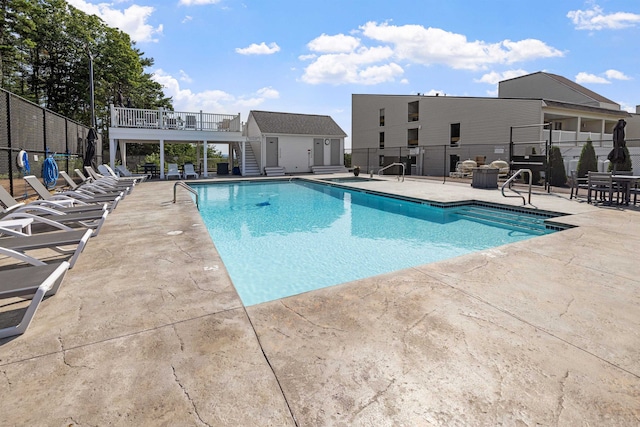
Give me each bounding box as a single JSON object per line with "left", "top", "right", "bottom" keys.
{"left": 110, "top": 105, "right": 241, "bottom": 132}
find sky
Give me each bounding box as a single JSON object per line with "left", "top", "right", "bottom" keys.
{"left": 66, "top": 0, "right": 640, "bottom": 148}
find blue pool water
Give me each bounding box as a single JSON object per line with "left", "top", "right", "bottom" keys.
{"left": 194, "top": 180, "right": 552, "bottom": 306}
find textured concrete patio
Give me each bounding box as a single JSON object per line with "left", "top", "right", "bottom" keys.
{"left": 1, "top": 175, "right": 639, "bottom": 425}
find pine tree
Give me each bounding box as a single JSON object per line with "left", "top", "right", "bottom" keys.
{"left": 577, "top": 140, "right": 598, "bottom": 178}
{"left": 549, "top": 146, "right": 567, "bottom": 187}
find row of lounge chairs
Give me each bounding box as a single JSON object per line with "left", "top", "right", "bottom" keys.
{"left": 0, "top": 165, "right": 144, "bottom": 339}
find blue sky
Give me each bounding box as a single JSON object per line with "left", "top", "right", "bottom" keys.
{"left": 67, "top": 0, "right": 640, "bottom": 147}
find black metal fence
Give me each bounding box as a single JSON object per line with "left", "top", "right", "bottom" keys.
{"left": 345, "top": 138, "right": 640, "bottom": 188}
{"left": 0, "top": 87, "right": 100, "bottom": 200}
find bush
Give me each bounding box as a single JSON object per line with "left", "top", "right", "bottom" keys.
{"left": 549, "top": 146, "right": 567, "bottom": 187}
{"left": 577, "top": 140, "right": 597, "bottom": 178}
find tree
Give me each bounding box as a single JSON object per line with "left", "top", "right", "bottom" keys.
{"left": 549, "top": 146, "right": 567, "bottom": 187}
{"left": 577, "top": 140, "right": 598, "bottom": 178}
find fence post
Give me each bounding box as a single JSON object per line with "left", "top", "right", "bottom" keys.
{"left": 7, "top": 92, "right": 14, "bottom": 195}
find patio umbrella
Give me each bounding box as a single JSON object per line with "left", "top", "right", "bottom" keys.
{"left": 84, "top": 128, "right": 97, "bottom": 168}
{"left": 608, "top": 119, "right": 626, "bottom": 172}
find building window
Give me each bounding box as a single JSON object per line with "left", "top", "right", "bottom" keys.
{"left": 379, "top": 108, "right": 385, "bottom": 126}
{"left": 379, "top": 132, "right": 385, "bottom": 149}
{"left": 407, "top": 128, "right": 419, "bottom": 146}
{"left": 450, "top": 123, "right": 460, "bottom": 147}
{"left": 554, "top": 122, "right": 562, "bottom": 130}
{"left": 379, "top": 155, "right": 385, "bottom": 167}
{"left": 408, "top": 101, "right": 419, "bottom": 122}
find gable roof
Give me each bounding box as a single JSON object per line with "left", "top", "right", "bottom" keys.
{"left": 500, "top": 71, "right": 618, "bottom": 107}
{"left": 249, "top": 110, "right": 347, "bottom": 137}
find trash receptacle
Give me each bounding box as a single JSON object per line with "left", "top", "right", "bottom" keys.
{"left": 232, "top": 166, "right": 240, "bottom": 175}
{"left": 217, "top": 162, "right": 229, "bottom": 175}
{"left": 471, "top": 167, "right": 499, "bottom": 189}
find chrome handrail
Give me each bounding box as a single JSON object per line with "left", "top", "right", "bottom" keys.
{"left": 378, "top": 162, "right": 405, "bottom": 182}
{"left": 501, "top": 169, "right": 532, "bottom": 205}
{"left": 173, "top": 181, "right": 199, "bottom": 210}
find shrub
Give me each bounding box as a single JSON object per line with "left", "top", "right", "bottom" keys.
{"left": 576, "top": 140, "right": 597, "bottom": 178}
{"left": 549, "top": 146, "right": 567, "bottom": 187}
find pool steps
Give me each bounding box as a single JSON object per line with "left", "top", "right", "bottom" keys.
{"left": 451, "top": 206, "right": 554, "bottom": 235}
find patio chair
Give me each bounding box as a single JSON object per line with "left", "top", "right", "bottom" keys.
{"left": 115, "top": 165, "right": 150, "bottom": 181}
{"left": 183, "top": 163, "right": 199, "bottom": 179}
{"left": 166, "top": 163, "right": 181, "bottom": 180}
{"left": 569, "top": 170, "right": 588, "bottom": 200}
{"left": 85, "top": 166, "right": 133, "bottom": 194}
{"left": 0, "top": 228, "right": 92, "bottom": 269}
{"left": 0, "top": 261, "right": 70, "bottom": 339}
{"left": 24, "top": 175, "right": 123, "bottom": 209}
{"left": 3, "top": 208, "right": 108, "bottom": 236}
{"left": 587, "top": 172, "right": 613, "bottom": 205}
{"left": 1, "top": 184, "right": 107, "bottom": 216}
{"left": 98, "top": 164, "right": 143, "bottom": 184}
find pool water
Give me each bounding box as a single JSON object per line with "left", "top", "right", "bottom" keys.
{"left": 194, "top": 180, "right": 551, "bottom": 306}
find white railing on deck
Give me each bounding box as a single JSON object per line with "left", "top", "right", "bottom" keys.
{"left": 110, "top": 105, "right": 241, "bottom": 132}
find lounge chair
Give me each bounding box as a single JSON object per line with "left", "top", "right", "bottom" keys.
{"left": 0, "top": 184, "right": 107, "bottom": 215}
{"left": 98, "top": 164, "right": 144, "bottom": 183}
{"left": 0, "top": 228, "right": 92, "bottom": 268}
{"left": 3, "top": 208, "right": 108, "bottom": 236}
{"left": 183, "top": 163, "right": 199, "bottom": 179}
{"left": 114, "top": 165, "right": 150, "bottom": 181}
{"left": 0, "top": 261, "right": 70, "bottom": 339}
{"left": 24, "top": 175, "right": 123, "bottom": 209}
{"left": 166, "top": 163, "right": 181, "bottom": 180}
{"left": 84, "top": 166, "right": 133, "bottom": 194}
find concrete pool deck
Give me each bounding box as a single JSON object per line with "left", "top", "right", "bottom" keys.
{"left": 1, "top": 175, "right": 639, "bottom": 425}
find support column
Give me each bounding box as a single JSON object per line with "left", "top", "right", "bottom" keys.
{"left": 241, "top": 140, "right": 246, "bottom": 176}
{"left": 160, "top": 139, "right": 165, "bottom": 179}
{"left": 575, "top": 117, "right": 581, "bottom": 142}
{"left": 203, "top": 140, "right": 208, "bottom": 178}
{"left": 118, "top": 140, "right": 127, "bottom": 167}
{"left": 109, "top": 138, "right": 116, "bottom": 169}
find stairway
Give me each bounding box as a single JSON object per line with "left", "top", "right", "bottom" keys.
{"left": 232, "top": 142, "right": 260, "bottom": 176}
{"left": 311, "top": 165, "right": 348, "bottom": 174}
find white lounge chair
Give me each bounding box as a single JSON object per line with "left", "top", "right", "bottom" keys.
{"left": 0, "top": 184, "right": 107, "bottom": 215}
{"left": 24, "top": 175, "right": 123, "bottom": 210}
{"left": 0, "top": 228, "right": 92, "bottom": 269}
{"left": 183, "top": 163, "right": 199, "bottom": 179}
{"left": 114, "top": 165, "right": 149, "bottom": 181}
{"left": 0, "top": 261, "right": 70, "bottom": 338}
{"left": 166, "top": 163, "right": 181, "bottom": 180}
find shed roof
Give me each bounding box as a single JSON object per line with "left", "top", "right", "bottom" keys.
{"left": 249, "top": 110, "right": 347, "bottom": 137}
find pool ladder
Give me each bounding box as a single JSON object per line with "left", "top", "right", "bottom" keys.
{"left": 377, "top": 162, "right": 405, "bottom": 182}
{"left": 173, "top": 181, "right": 199, "bottom": 210}
{"left": 501, "top": 168, "right": 532, "bottom": 205}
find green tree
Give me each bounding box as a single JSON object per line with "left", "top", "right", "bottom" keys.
{"left": 577, "top": 140, "right": 598, "bottom": 178}
{"left": 549, "top": 146, "right": 567, "bottom": 187}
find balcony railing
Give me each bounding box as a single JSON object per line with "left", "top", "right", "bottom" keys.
{"left": 110, "top": 105, "right": 241, "bottom": 132}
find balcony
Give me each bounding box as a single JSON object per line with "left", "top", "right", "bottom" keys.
{"left": 110, "top": 105, "right": 241, "bottom": 132}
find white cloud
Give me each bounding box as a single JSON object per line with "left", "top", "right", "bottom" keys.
{"left": 360, "top": 22, "right": 563, "bottom": 70}
{"left": 151, "top": 69, "right": 276, "bottom": 114}
{"left": 179, "top": 0, "right": 222, "bottom": 5}
{"left": 301, "top": 46, "right": 403, "bottom": 85}
{"left": 567, "top": 5, "right": 640, "bottom": 30}
{"left": 178, "top": 70, "right": 192, "bottom": 83}
{"left": 66, "top": 0, "right": 162, "bottom": 43}
{"left": 307, "top": 34, "right": 361, "bottom": 53}
{"left": 604, "top": 69, "right": 631, "bottom": 80}
{"left": 618, "top": 102, "right": 637, "bottom": 113}
{"left": 475, "top": 69, "right": 529, "bottom": 85}
{"left": 575, "top": 72, "right": 610, "bottom": 84}
{"left": 182, "top": 16, "right": 193, "bottom": 24}
{"left": 235, "top": 42, "right": 281, "bottom": 55}
{"left": 300, "top": 21, "right": 562, "bottom": 85}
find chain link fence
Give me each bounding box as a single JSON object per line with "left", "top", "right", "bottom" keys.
{"left": 0, "top": 88, "right": 100, "bottom": 201}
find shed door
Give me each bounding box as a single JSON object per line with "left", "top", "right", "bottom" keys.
{"left": 314, "top": 138, "right": 324, "bottom": 166}
{"left": 266, "top": 137, "right": 279, "bottom": 167}
{"left": 330, "top": 139, "right": 340, "bottom": 165}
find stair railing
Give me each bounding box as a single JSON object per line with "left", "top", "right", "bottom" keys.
{"left": 378, "top": 162, "right": 405, "bottom": 182}
{"left": 173, "top": 181, "right": 199, "bottom": 210}
{"left": 501, "top": 169, "right": 532, "bottom": 205}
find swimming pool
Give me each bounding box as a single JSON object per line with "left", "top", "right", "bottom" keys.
{"left": 194, "top": 180, "right": 559, "bottom": 306}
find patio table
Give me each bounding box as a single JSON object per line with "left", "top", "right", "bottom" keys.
{"left": 612, "top": 175, "right": 640, "bottom": 205}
